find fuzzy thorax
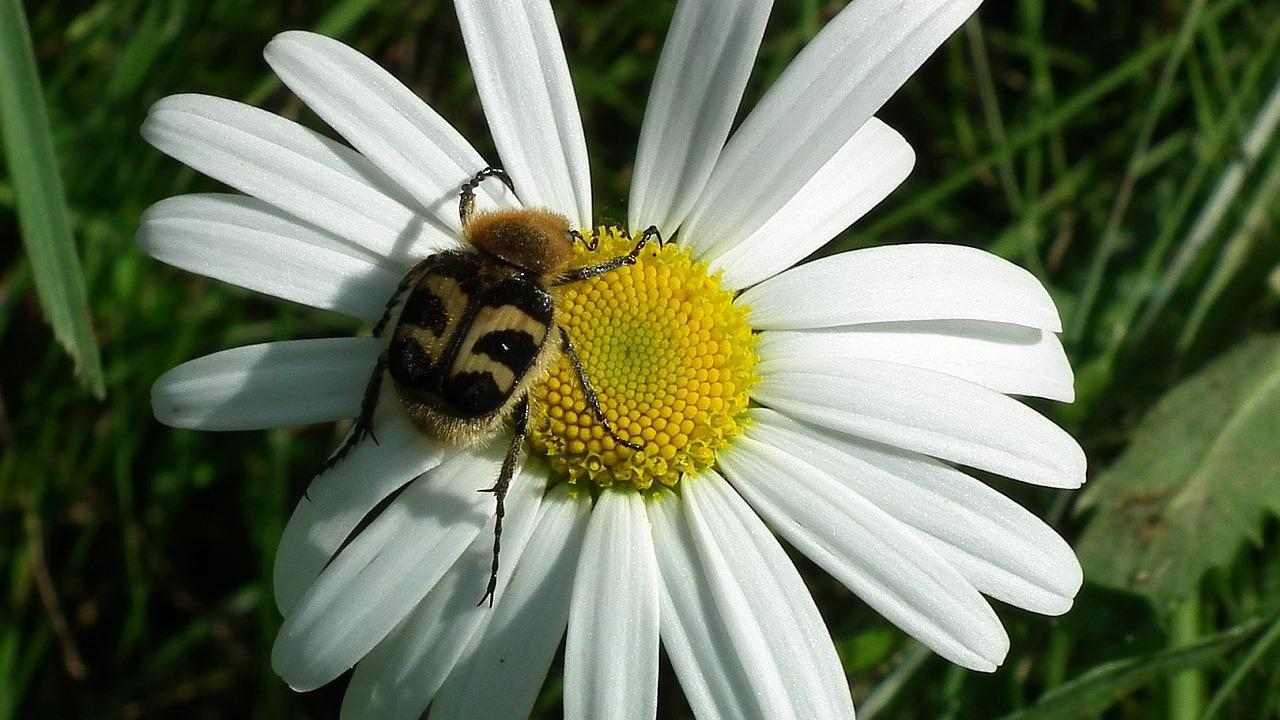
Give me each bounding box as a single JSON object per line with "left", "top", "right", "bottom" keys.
{"left": 464, "top": 208, "right": 575, "bottom": 276}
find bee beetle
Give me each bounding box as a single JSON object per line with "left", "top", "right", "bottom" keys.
{"left": 321, "top": 167, "right": 661, "bottom": 606}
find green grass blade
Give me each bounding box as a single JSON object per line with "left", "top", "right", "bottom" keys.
{"left": 1201, "top": 613, "right": 1280, "bottom": 720}
{"left": 965, "top": 18, "right": 1022, "bottom": 214}
{"left": 1000, "top": 615, "right": 1273, "bottom": 720}
{"left": 1177, "top": 148, "right": 1280, "bottom": 354}
{"left": 1103, "top": 12, "right": 1280, "bottom": 356}
{"left": 0, "top": 0, "right": 104, "bottom": 397}
{"left": 1066, "top": 0, "right": 1209, "bottom": 344}
{"left": 1152, "top": 74, "right": 1280, "bottom": 342}
{"left": 858, "top": 641, "right": 933, "bottom": 720}
{"left": 839, "top": 0, "right": 1251, "bottom": 252}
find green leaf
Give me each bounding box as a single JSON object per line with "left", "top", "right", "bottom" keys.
{"left": 999, "top": 616, "right": 1272, "bottom": 720}
{"left": 1076, "top": 336, "right": 1280, "bottom": 609}
{"left": 0, "top": 0, "right": 104, "bottom": 397}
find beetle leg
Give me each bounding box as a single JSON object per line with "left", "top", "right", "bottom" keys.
{"left": 567, "top": 228, "right": 599, "bottom": 251}
{"left": 310, "top": 255, "right": 421, "bottom": 490}
{"left": 477, "top": 396, "right": 529, "bottom": 607}
{"left": 312, "top": 353, "right": 386, "bottom": 486}
{"left": 459, "top": 166, "right": 514, "bottom": 228}
{"left": 372, "top": 260, "right": 431, "bottom": 338}
{"left": 553, "top": 225, "right": 662, "bottom": 285}
{"left": 559, "top": 326, "right": 641, "bottom": 451}
{"left": 621, "top": 223, "right": 665, "bottom": 248}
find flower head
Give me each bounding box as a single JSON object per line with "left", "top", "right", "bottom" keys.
{"left": 142, "top": 1, "right": 1085, "bottom": 718}
{"left": 530, "top": 229, "right": 758, "bottom": 490}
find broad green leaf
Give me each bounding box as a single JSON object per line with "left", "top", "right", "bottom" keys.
{"left": 999, "top": 616, "right": 1271, "bottom": 720}
{"left": 1076, "top": 336, "right": 1280, "bottom": 609}
{"left": 0, "top": 0, "right": 104, "bottom": 397}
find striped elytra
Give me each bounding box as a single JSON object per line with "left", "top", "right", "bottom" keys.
{"left": 388, "top": 249, "right": 556, "bottom": 437}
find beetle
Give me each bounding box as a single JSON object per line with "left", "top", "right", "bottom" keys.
{"left": 321, "top": 166, "right": 660, "bottom": 604}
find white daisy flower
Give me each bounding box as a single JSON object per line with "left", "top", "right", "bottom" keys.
{"left": 141, "top": 0, "right": 1086, "bottom": 718}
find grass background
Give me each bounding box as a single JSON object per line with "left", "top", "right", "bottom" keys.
{"left": 2, "top": 0, "right": 1280, "bottom": 717}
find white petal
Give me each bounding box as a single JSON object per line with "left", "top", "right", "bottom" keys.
{"left": 628, "top": 0, "right": 772, "bottom": 234}
{"left": 565, "top": 491, "right": 660, "bottom": 720}
{"left": 454, "top": 0, "right": 591, "bottom": 228}
{"left": 340, "top": 464, "right": 548, "bottom": 720}
{"left": 682, "top": 0, "right": 981, "bottom": 252}
{"left": 142, "top": 94, "right": 454, "bottom": 264}
{"left": 705, "top": 119, "right": 914, "bottom": 288}
{"left": 739, "top": 243, "right": 1062, "bottom": 332}
{"left": 152, "top": 338, "right": 378, "bottom": 430}
{"left": 272, "top": 444, "right": 503, "bottom": 691}
{"left": 273, "top": 386, "right": 445, "bottom": 616}
{"left": 648, "top": 492, "right": 769, "bottom": 720}
{"left": 431, "top": 485, "right": 590, "bottom": 720}
{"left": 753, "top": 361, "right": 1085, "bottom": 488}
{"left": 264, "top": 31, "right": 518, "bottom": 233}
{"left": 717, "top": 438, "right": 1007, "bottom": 672}
{"left": 745, "top": 409, "right": 1082, "bottom": 615}
{"left": 138, "top": 194, "right": 401, "bottom": 321}
{"left": 759, "top": 320, "right": 1074, "bottom": 402}
{"left": 681, "top": 471, "right": 855, "bottom": 718}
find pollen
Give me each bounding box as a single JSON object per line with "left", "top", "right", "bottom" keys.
{"left": 529, "top": 227, "right": 758, "bottom": 490}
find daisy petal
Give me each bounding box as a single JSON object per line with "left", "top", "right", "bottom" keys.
{"left": 138, "top": 194, "right": 401, "bottom": 321}
{"left": 565, "top": 490, "right": 660, "bottom": 720}
{"left": 705, "top": 119, "right": 914, "bottom": 288}
{"left": 431, "top": 485, "right": 590, "bottom": 720}
{"left": 454, "top": 0, "right": 591, "bottom": 228}
{"left": 628, "top": 0, "right": 772, "bottom": 234}
{"left": 264, "top": 31, "right": 517, "bottom": 233}
{"left": 717, "top": 438, "right": 1007, "bottom": 671}
{"left": 142, "top": 93, "right": 453, "bottom": 264}
{"left": 739, "top": 243, "right": 1061, "bottom": 332}
{"left": 754, "top": 361, "right": 1085, "bottom": 488}
{"left": 648, "top": 492, "right": 770, "bottom": 720}
{"left": 682, "top": 471, "right": 856, "bottom": 718}
{"left": 152, "top": 337, "right": 379, "bottom": 430}
{"left": 759, "top": 320, "right": 1074, "bottom": 402}
{"left": 747, "top": 409, "right": 1081, "bottom": 615}
{"left": 682, "top": 0, "right": 981, "bottom": 252}
{"left": 340, "top": 465, "right": 547, "bottom": 720}
{"left": 272, "top": 445, "right": 500, "bottom": 691}
{"left": 273, "top": 386, "right": 445, "bottom": 616}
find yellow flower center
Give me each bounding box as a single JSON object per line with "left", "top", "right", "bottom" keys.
{"left": 529, "top": 227, "right": 757, "bottom": 490}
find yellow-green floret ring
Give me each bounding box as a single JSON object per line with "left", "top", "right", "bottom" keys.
{"left": 529, "top": 227, "right": 758, "bottom": 490}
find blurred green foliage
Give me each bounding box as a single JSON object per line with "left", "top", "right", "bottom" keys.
{"left": 1, "top": 0, "right": 1279, "bottom": 718}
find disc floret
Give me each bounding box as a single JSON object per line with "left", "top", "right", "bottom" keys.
{"left": 529, "top": 227, "right": 757, "bottom": 490}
